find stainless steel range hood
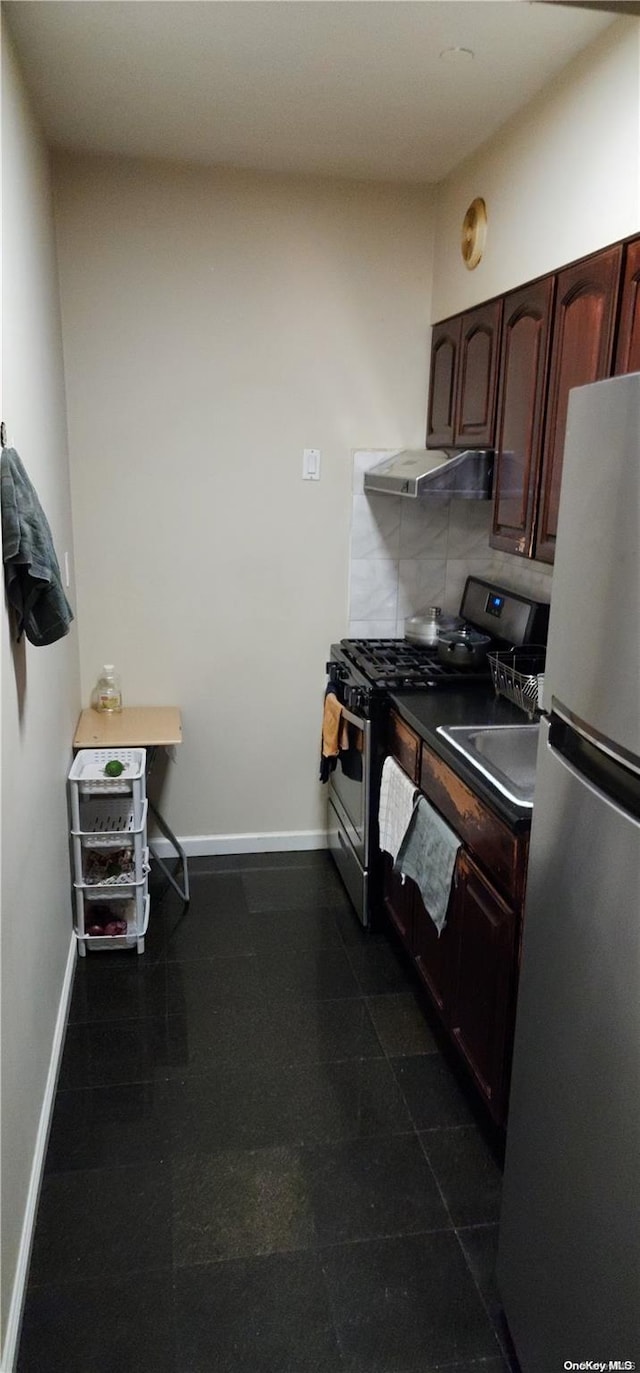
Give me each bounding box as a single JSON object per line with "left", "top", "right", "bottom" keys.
{"left": 363, "top": 448, "right": 493, "bottom": 499}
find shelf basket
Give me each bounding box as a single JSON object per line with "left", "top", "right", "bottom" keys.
{"left": 72, "top": 798, "right": 148, "bottom": 847}
{"left": 75, "top": 894, "right": 150, "bottom": 952}
{"left": 74, "top": 848, "right": 150, "bottom": 893}
{"left": 487, "top": 646, "right": 546, "bottom": 719}
{"left": 68, "top": 748, "right": 146, "bottom": 796}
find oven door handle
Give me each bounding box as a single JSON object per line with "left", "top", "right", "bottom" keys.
{"left": 340, "top": 705, "right": 368, "bottom": 731}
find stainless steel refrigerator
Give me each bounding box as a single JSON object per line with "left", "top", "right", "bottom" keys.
{"left": 497, "top": 372, "right": 640, "bottom": 1371}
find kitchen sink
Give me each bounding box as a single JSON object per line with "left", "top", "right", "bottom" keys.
{"left": 436, "top": 723, "right": 540, "bottom": 807}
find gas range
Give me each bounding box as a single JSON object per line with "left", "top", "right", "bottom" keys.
{"left": 325, "top": 576, "right": 550, "bottom": 928}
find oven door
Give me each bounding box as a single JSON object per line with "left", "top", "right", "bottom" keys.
{"left": 327, "top": 706, "right": 371, "bottom": 865}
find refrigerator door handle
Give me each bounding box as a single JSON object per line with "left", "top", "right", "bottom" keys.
{"left": 551, "top": 698, "right": 640, "bottom": 776}
{"left": 548, "top": 705, "right": 640, "bottom": 820}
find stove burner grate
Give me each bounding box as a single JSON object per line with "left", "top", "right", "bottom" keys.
{"left": 340, "top": 637, "right": 493, "bottom": 689}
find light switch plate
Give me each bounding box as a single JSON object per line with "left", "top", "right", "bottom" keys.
{"left": 303, "top": 448, "right": 321, "bottom": 480}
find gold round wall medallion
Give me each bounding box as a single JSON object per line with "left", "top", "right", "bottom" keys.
{"left": 461, "top": 197, "right": 487, "bottom": 271}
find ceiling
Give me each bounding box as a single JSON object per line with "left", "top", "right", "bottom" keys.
{"left": 4, "top": 1, "right": 622, "bottom": 184}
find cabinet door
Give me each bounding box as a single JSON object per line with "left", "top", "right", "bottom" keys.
{"left": 420, "top": 740, "right": 526, "bottom": 908}
{"left": 382, "top": 854, "right": 414, "bottom": 950}
{"left": 490, "top": 277, "right": 554, "bottom": 557}
{"left": 534, "top": 245, "right": 622, "bottom": 564}
{"left": 426, "top": 317, "right": 461, "bottom": 448}
{"left": 450, "top": 853, "right": 517, "bottom": 1125}
{"left": 453, "top": 300, "right": 502, "bottom": 448}
{"left": 614, "top": 237, "right": 640, "bottom": 376}
{"left": 412, "top": 863, "right": 460, "bottom": 1020}
{"left": 388, "top": 710, "right": 420, "bottom": 783}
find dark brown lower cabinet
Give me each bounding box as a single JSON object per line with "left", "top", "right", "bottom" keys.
{"left": 449, "top": 852, "right": 517, "bottom": 1124}
{"left": 412, "top": 874, "right": 459, "bottom": 1019}
{"left": 382, "top": 853, "right": 414, "bottom": 948}
{"left": 382, "top": 724, "right": 528, "bottom": 1128}
{"left": 383, "top": 848, "right": 516, "bottom": 1127}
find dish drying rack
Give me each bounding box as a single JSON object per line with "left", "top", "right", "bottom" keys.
{"left": 487, "top": 646, "right": 546, "bottom": 719}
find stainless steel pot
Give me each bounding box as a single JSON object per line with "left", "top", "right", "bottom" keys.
{"left": 405, "top": 608, "right": 461, "bottom": 646}
{"left": 437, "top": 625, "right": 491, "bottom": 668}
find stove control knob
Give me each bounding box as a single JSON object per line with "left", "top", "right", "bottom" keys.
{"left": 327, "top": 661, "right": 346, "bottom": 682}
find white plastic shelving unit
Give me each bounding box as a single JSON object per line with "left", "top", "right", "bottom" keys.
{"left": 68, "top": 747, "right": 150, "bottom": 955}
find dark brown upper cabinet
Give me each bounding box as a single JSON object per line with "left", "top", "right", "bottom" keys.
{"left": 534, "top": 244, "right": 622, "bottom": 564}
{"left": 454, "top": 299, "right": 502, "bottom": 448}
{"left": 426, "top": 301, "right": 502, "bottom": 450}
{"left": 426, "top": 316, "right": 461, "bottom": 447}
{"left": 490, "top": 277, "right": 554, "bottom": 558}
{"left": 614, "top": 236, "right": 640, "bottom": 376}
{"left": 426, "top": 233, "right": 633, "bottom": 564}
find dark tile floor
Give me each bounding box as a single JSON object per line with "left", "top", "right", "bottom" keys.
{"left": 18, "top": 852, "right": 520, "bottom": 1373}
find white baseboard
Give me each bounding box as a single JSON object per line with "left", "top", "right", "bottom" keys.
{"left": 150, "top": 829, "right": 329, "bottom": 857}
{"left": 1, "top": 934, "right": 77, "bottom": 1373}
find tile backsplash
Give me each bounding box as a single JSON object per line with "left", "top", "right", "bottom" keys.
{"left": 348, "top": 450, "right": 553, "bottom": 637}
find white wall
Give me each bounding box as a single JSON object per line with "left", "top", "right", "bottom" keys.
{"left": 431, "top": 17, "right": 640, "bottom": 321}
{"left": 1, "top": 20, "right": 80, "bottom": 1362}
{"left": 53, "top": 155, "right": 434, "bottom": 847}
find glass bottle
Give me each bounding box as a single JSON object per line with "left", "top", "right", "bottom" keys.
{"left": 94, "top": 664, "right": 122, "bottom": 713}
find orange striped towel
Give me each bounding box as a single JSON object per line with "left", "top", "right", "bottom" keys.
{"left": 322, "top": 691, "right": 343, "bottom": 759}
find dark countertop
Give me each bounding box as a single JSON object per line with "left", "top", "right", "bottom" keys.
{"left": 389, "top": 685, "right": 534, "bottom": 833}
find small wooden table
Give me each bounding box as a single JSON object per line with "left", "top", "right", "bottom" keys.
{"left": 73, "top": 706, "right": 189, "bottom": 902}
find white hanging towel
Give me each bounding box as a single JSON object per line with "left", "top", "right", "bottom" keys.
{"left": 378, "top": 756, "right": 418, "bottom": 861}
